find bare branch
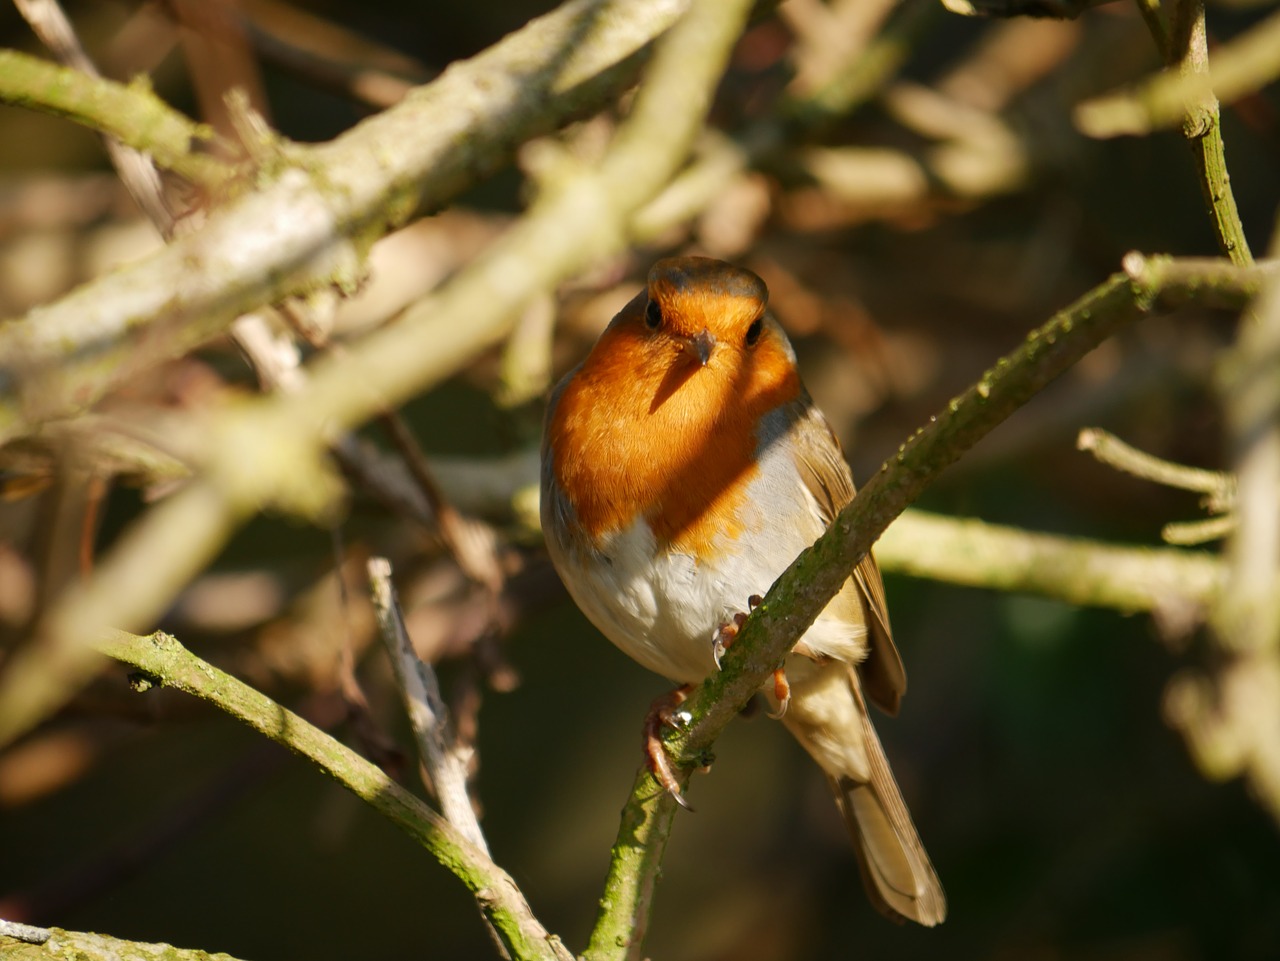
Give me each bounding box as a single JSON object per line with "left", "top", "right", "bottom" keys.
{"left": 369, "top": 557, "right": 488, "bottom": 853}
{"left": 1077, "top": 0, "right": 1256, "bottom": 265}
{"left": 15, "top": 0, "right": 179, "bottom": 230}
{"left": 1076, "top": 7, "right": 1280, "bottom": 138}
{"left": 98, "top": 629, "right": 573, "bottom": 961}
{"left": 0, "top": 920, "right": 50, "bottom": 944}
{"left": 1078, "top": 427, "right": 1235, "bottom": 510}
{"left": 1170, "top": 215, "right": 1280, "bottom": 826}
{"left": 1214, "top": 225, "right": 1280, "bottom": 656}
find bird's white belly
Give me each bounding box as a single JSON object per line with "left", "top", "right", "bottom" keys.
{"left": 559, "top": 518, "right": 725, "bottom": 683}
{"left": 560, "top": 508, "right": 863, "bottom": 686}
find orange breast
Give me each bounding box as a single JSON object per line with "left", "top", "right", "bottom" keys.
{"left": 549, "top": 321, "right": 800, "bottom": 559}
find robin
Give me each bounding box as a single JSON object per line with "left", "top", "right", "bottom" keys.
{"left": 540, "top": 256, "right": 945, "bottom": 926}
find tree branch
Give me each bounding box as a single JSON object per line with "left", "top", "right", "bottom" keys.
{"left": 1076, "top": 6, "right": 1280, "bottom": 138}
{"left": 0, "top": 49, "right": 229, "bottom": 189}
{"left": 876, "top": 509, "right": 1223, "bottom": 614}
{"left": 0, "top": 0, "right": 706, "bottom": 445}
{"left": 1075, "top": 0, "right": 1254, "bottom": 263}
{"left": 1167, "top": 0, "right": 1254, "bottom": 266}
{"left": 1077, "top": 426, "right": 1234, "bottom": 506}
{"left": 1171, "top": 214, "right": 1280, "bottom": 826}
{"left": 97, "top": 630, "right": 572, "bottom": 961}
{"left": 1, "top": 921, "right": 246, "bottom": 961}
{"left": 584, "top": 251, "right": 1275, "bottom": 955}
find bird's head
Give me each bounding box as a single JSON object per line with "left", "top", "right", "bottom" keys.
{"left": 642, "top": 256, "right": 771, "bottom": 372}
{"left": 589, "top": 256, "right": 799, "bottom": 419}
{"left": 547, "top": 256, "right": 802, "bottom": 548}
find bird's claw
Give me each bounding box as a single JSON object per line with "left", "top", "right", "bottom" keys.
{"left": 711, "top": 612, "right": 747, "bottom": 670}
{"left": 644, "top": 685, "right": 695, "bottom": 810}
{"left": 711, "top": 595, "right": 762, "bottom": 670}
{"left": 766, "top": 666, "right": 791, "bottom": 718}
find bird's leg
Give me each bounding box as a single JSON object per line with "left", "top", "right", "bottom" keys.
{"left": 644, "top": 684, "right": 695, "bottom": 810}
{"left": 710, "top": 594, "right": 790, "bottom": 716}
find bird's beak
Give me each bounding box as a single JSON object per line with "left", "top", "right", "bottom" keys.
{"left": 680, "top": 329, "right": 717, "bottom": 367}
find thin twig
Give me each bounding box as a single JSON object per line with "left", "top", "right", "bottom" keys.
{"left": 330, "top": 531, "right": 404, "bottom": 773}
{"left": 1078, "top": 0, "right": 1256, "bottom": 264}
{"left": 1163, "top": 514, "right": 1236, "bottom": 546}
{"left": 1170, "top": 0, "right": 1254, "bottom": 266}
{"left": 1133, "top": 0, "right": 1171, "bottom": 58}
{"left": 368, "top": 556, "right": 507, "bottom": 958}
{"left": 1077, "top": 427, "right": 1234, "bottom": 510}
{"left": 368, "top": 557, "right": 488, "bottom": 853}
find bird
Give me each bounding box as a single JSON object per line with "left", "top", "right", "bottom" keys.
{"left": 540, "top": 255, "right": 945, "bottom": 926}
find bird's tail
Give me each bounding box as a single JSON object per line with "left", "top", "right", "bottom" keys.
{"left": 832, "top": 696, "right": 946, "bottom": 926}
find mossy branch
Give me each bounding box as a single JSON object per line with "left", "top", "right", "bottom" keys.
{"left": 97, "top": 630, "right": 573, "bottom": 961}
{"left": 0, "top": 49, "right": 230, "bottom": 188}
{"left": 1167, "top": 0, "right": 1253, "bottom": 267}
{"left": 1079, "top": 0, "right": 1263, "bottom": 265}
{"left": 584, "top": 251, "right": 1275, "bottom": 956}
{"left": 0, "top": 921, "right": 245, "bottom": 961}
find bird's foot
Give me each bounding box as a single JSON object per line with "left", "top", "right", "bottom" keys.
{"left": 710, "top": 595, "right": 788, "bottom": 716}
{"left": 710, "top": 594, "right": 765, "bottom": 669}
{"left": 644, "top": 684, "right": 695, "bottom": 810}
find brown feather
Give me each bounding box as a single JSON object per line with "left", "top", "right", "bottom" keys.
{"left": 788, "top": 404, "right": 906, "bottom": 714}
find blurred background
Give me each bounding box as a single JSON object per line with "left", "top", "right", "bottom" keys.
{"left": 1, "top": 0, "right": 1279, "bottom": 959}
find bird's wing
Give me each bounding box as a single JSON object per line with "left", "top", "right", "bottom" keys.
{"left": 788, "top": 401, "right": 907, "bottom": 715}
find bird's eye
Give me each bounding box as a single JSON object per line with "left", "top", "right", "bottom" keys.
{"left": 744, "top": 317, "right": 764, "bottom": 347}
{"left": 645, "top": 300, "right": 662, "bottom": 330}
